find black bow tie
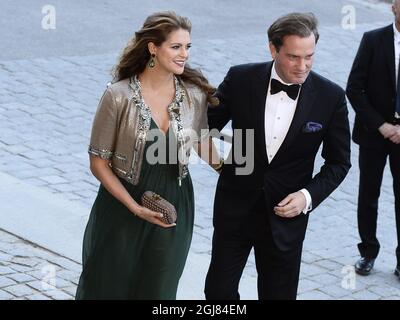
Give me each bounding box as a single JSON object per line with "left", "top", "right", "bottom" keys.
{"left": 270, "top": 78, "right": 300, "bottom": 100}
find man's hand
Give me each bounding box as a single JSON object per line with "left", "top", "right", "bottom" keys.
{"left": 378, "top": 123, "right": 397, "bottom": 139}
{"left": 389, "top": 125, "right": 400, "bottom": 144}
{"left": 274, "top": 191, "right": 306, "bottom": 218}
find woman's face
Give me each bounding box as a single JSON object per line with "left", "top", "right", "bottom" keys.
{"left": 152, "top": 28, "right": 191, "bottom": 75}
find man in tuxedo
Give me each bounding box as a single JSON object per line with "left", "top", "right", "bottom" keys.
{"left": 204, "top": 12, "right": 351, "bottom": 300}
{"left": 346, "top": 0, "right": 400, "bottom": 277}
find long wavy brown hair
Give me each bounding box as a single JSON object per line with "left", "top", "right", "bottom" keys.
{"left": 113, "top": 11, "right": 218, "bottom": 106}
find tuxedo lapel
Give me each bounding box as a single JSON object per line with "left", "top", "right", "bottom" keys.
{"left": 252, "top": 62, "right": 272, "bottom": 163}
{"left": 382, "top": 25, "right": 395, "bottom": 90}
{"left": 270, "top": 72, "right": 317, "bottom": 165}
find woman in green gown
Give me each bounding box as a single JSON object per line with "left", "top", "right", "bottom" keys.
{"left": 75, "top": 11, "right": 222, "bottom": 299}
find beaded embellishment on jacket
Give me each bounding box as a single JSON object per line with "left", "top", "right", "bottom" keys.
{"left": 129, "top": 75, "right": 188, "bottom": 185}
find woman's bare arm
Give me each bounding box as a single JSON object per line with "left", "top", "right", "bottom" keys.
{"left": 194, "top": 137, "right": 223, "bottom": 172}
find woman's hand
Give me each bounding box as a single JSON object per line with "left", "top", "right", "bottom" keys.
{"left": 89, "top": 155, "right": 176, "bottom": 228}
{"left": 134, "top": 206, "right": 177, "bottom": 228}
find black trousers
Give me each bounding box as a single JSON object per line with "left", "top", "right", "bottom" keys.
{"left": 357, "top": 143, "right": 400, "bottom": 263}
{"left": 205, "top": 198, "right": 303, "bottom": 300}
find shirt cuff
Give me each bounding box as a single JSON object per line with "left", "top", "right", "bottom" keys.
{"left": 299, "top": 189, "right": 312, "bottom": 214}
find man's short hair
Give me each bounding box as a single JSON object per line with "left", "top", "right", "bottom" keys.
{"left": 268, "top": 12, "right": 319, "bottom": 51}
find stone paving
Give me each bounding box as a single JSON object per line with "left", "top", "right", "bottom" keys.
{"left": 0, "top": 228, "right": 80, "bottom": 300}
{"left": 0, "top": 0, "right": 399, "bottom": 299}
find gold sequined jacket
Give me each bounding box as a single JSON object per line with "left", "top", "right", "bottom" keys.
{"left": 88, "top": 76, "right": 209, "bottom": 185}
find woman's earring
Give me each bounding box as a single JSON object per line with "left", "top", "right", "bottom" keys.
{"left": 148, "top": 54, "right": 156, "bottom": 68}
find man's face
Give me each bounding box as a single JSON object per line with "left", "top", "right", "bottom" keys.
{"left": 269, "top": 34, "right": 316, "bottom": 84}
{"left": 393, "top": 0, "right": 400, "bottom": 24}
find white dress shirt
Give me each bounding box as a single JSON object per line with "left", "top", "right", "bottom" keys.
{"left": 265, "top": 63, "right": 312, "bottom": 214}
{"left": 393, "top": 22, "right": 400, "bottom": 118}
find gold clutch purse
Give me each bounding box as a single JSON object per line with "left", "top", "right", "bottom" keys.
{"left": 141, "top": 191, "right": 177, "bottom": 224}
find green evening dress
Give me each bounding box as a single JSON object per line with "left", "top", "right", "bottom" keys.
{"left": 75, "top": 118, "right": 194, "bottom": 299}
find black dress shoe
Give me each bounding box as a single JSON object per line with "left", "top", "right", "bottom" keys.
{"left": 355, "top": 257, "right": 375, "bottom": 275}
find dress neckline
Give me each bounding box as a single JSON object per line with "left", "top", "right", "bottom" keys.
{"left": 134, "top": 75, "right": 180, "bottom": 135}
{"left": 150, "top": 117, "right": 170, "bottom": 136}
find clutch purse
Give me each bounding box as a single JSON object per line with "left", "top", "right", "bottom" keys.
{"left": 141, "top": 191, "right": 177, "bottom": 224}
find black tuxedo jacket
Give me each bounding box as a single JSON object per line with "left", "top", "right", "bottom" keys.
{"left": 346, "top": 24, "right": 398, "bottom": 147}
{"left": 208, "top": 61, "right": 351, "bottom": 251}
